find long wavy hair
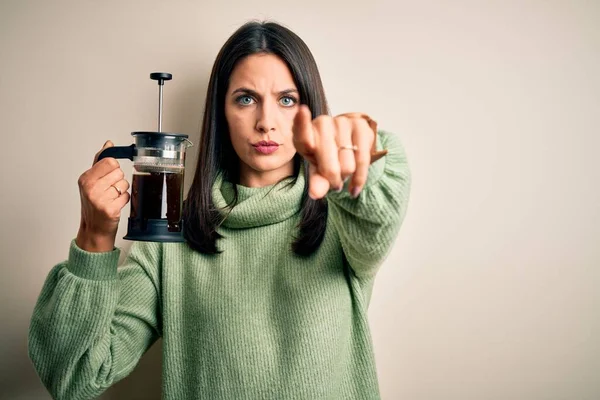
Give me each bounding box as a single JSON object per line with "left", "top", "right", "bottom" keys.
{"left": 182, "top": 21, "right": 329, "bottom": 256}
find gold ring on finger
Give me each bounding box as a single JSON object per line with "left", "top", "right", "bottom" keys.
{"left": 338, "top": 145, "right": 358, "bottom": 152}
{"left": 111, "top": 184, "right": 122, "bottom": 196}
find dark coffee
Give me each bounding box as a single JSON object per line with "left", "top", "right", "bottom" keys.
{"left": 130, "top": 171, "right": 184, "bottom": 232}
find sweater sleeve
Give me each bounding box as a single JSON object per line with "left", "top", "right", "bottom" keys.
{"left": 326, "top": 130, "right": 411, "bottom": 278}
{"left": 28, "top": 240, "right": 162, "bottom": 400}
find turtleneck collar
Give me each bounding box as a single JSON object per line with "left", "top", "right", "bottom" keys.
{"left": 211, "top": 165, "right": 306, "bottom": 229}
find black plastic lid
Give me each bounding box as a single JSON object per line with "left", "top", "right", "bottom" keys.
{"left": 131, "top": 131, "right": 189, "bottom": 138}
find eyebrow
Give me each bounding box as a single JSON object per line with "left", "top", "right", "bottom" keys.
{"left": 231, "top": 87, "right": 299, "bottom": 97}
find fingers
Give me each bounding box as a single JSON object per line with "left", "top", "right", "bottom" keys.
{"left": 102, "top": 178, "right": 131, "bottom": 201}
{"left": 112, "top": 188, "right": 131, "bottom": 209}
{"left": 349, "top": 118, "right": 374, "bottom": 196}
{"left": 87, "top": 141, "right": 119, "bottom": 183}
{"left": 292, "top": 105, "right": 317, "bottom": 164}
{"left": 296, "top": 109, "right": 377, "bottom": 200}
{"left": 313, "top": 116, "right": 342, "bottom": 190}
{"left": 97, "top": 167, "right": 126, "bottom": 192}
{"left": 93, "top": 140, "right": 114, "bottom": 165}
{"left": 308, "top": 163, "right": 330, "bottom": 200}
{"left": 78, "top": 159, "right": 127, "bottom": 207}
{"left": 114, "top": 179, "right": 131, "bottom": 195}
{"left": 335, "top": 116, "right": 356, "bottom": 182}
{"left": 92, "top": 187, "right": 130, "bottom": 222}
{"left": 87, "top": 157, "right": 121, "bottom": 183}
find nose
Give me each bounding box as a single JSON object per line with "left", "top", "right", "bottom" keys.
{"left": 255, "top": 102, "right": 277, "bottom": 133}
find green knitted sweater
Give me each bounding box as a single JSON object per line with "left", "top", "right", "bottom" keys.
{"left": 28, "top": 130, "right": 411, "bottom": 400}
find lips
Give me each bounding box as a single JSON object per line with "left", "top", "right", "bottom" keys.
{"left": 252, "top": 140, "right": 280, "bottom": 155}
{"left": 252, "top": 140, "right": 280, "bottom": 147}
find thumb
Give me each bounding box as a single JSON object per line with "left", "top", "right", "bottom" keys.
{"left": 93, "top": 140, "right": 114, "bottom": 165}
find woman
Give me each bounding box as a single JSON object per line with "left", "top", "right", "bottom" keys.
{"left": 28, "top": 21, "right": 411, "bottom": 399}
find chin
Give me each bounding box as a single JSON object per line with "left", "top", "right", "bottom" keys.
{"left": 246, "top": 157, "right": 292, "bottom": 173}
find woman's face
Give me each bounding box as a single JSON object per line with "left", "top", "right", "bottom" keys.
{"left": 225, "top": 53, "right": 300, "bottom": 187}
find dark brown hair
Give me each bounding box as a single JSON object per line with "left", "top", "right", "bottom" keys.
{"left": 182, "top": 20, "right": 329, "bottom": 256}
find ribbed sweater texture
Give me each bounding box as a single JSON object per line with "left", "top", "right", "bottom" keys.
{"left": 28, "top": 130, "right": 411, "bottom": 400}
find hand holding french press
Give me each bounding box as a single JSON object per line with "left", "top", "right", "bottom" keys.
{"left": 75, "top": 73, "right": 192, "bottom": 250}
{"left": 76, "top": 141, "right": 131, "bottom": 252}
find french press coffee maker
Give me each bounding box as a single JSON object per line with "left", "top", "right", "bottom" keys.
{"left": 97, "top": 72, "right": 192, "bottom": 242}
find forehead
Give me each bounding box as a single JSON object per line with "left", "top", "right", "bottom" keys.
{"left": 229, "top": 53, "right": 296, "bottom": 90}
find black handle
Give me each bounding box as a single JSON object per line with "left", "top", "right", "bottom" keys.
{"left": 97, "top": 144, "right": 136, "bottom": 162}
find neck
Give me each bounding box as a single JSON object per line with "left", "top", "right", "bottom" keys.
{"left": 239, "top": 162, "right": 294, "bottom": 188}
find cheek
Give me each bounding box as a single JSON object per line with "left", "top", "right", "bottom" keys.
{"left": 226, "top": 109, "right": 251, "bottom": 142}
{"left": 225, "top": 106, "right": 244, "bottom": 128}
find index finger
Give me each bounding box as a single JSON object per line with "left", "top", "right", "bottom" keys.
{"left": 292, "top": 105, "right": 316, "bottom": 162}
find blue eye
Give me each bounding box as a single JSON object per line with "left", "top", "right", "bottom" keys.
{"left": 280, "top": 96, "right": 297, "bottom": 107}
{"left": 236, "top": 95, "right": 255, "bottom": 106}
